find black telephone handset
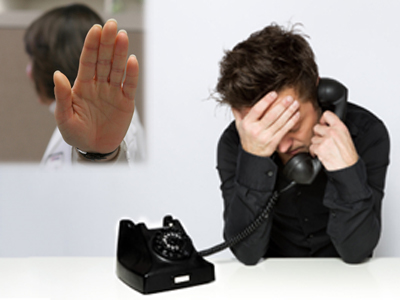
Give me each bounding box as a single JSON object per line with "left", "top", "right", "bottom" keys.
{"left": 116, "top": 216, "right": 215, "bottom": 294}
{"left": 282, "top": 78, "right": 348, "bottom": 184}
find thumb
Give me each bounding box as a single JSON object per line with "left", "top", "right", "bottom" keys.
{"left": 53, "top": 70, "right": 72, "bottom": 123}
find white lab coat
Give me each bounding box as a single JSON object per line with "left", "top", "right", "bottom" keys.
{"left": 41, "top": 111, "right": 145, "bottom": 169}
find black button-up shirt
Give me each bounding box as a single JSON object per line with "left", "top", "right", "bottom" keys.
{"left": 267, "top": 164, "right": 338, "bottom": 257}
{"left": 217, "top": 103, "right": 390, "bottom": 264}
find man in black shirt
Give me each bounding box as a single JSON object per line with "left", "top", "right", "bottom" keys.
{"left": 215, "top": 24, "right": 390, "bottom": 265}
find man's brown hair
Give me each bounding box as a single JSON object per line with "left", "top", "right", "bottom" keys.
{"left": 215, "top": 24, "right": 319, "bottom": 109}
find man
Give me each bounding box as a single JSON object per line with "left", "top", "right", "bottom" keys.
{"left": 215, "top": 24, "right": 390, "bottom": 264}
{"left": 25, "top": 4, "right": 144, "bottom": 168}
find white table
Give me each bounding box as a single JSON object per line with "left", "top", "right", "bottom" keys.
{"left": 0, "top": 257, "right": 399, "bottom": 299}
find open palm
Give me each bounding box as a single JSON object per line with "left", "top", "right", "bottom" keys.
{"left": 53, "top": 19, "right": 139, "bottom": 154}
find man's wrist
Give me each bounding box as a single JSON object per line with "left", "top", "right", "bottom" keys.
{"left": 236, "top": 146, "right": 277, "bottom": 191}
{"left": 325, "top": 158, "right": 371, "bottom": 202}
{"left": 76, "top": 146, "right": 120, "bottom": 162}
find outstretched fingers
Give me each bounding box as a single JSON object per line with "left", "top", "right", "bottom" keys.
{"left": 75, "top": 19, "right": 136, "bottom": 102}
{"left": 76, "top": 24, "right": 102, "bottom": 84}
{"left": 122, "top": 55, "right": 139, "bottom": 100}
{"left": 96, "top": 19, "right": 118, "bottom": 83}
{"left": 109, "top": 30, "right": 129, "bottom": 88}
{"left": 53, "top": 71, "right": 73, "bottom": 123}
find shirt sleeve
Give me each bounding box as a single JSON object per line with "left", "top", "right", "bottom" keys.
{"left": 323, "top": 120, "right": 390, "bottom": 263}
{"left": 217, "top": 124, "right": 278, "bottom": 265}
{"left": 70, "top": 110, "right": 145, "bottom": 167}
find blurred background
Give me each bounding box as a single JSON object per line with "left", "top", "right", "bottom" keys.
{"left": 0, "top": 0, "right": 399, "bottom": 259}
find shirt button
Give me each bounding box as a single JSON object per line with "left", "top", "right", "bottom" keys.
{"left": 267, "top": 171, "right": 274, "bottom": 177}
{"left": 304, "top": 218, "right": 309, "bottom": 222}
{"left": 331, "top": 211, "right": 337, "bottom": 218}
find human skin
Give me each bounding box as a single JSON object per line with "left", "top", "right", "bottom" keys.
{"left": 232, "top": 87, "right": 358, "bottom": 171}
{"left": 53, "top": 19, "right": 139, "bottom": 155}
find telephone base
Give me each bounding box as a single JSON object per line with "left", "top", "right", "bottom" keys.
{"left": 116, "top": 217, "right": 215, "bottom": 294}
{"left": 116, "top": 256, "right": 215, "bottom": 294}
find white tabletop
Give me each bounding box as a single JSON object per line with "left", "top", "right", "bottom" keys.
{"left": 0, "top": 256, "right": 399, "bottom": 299}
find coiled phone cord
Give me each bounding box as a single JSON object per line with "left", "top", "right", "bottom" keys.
{"left": 198, "top": 181, "right": 296, "bottom": 257}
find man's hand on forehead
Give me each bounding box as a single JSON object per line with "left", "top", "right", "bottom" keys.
{"left": 232, "top": 90, "right": 300, "bottom": 157}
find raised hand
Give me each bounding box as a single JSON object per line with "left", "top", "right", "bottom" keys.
{"left": 232, "top": 91, "right": 300, "bottom": 157}
{"left": 53, "top": 19, "right": 139, "bottom": 155}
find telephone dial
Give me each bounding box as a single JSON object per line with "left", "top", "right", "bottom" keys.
{"left": 116, "top": 78, "right": 348, "bottom": 294}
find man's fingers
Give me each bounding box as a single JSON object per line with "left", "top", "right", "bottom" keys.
{"left": 109, "top": 30, "right": 129, "bottom": 89}
{"left": 122, "top": 55, "right": 139, "bottom": 100}
{"left": 267, "top": 99, "right": 299, "bottom": 134}
{"left": 311, "top": 135, "right": 323, "bottom": 146}
{"left": 245, "top": 91, "right": 278, "bottom": 122}
{"left": 54, "top": 71, "right": 73, "bottom": 122}
{"left": 259, "top": 95, "right": 296, "bottom": 130}
{"left": 320, "top": 110, "right": 340, "bottom": 126}
{"left": 96, "top": 19, "right": 118, "bottom": 83}
{"left": 313, "top": 123, "right": 328, "bottom": 137}
{"left": 271, "top": 111, "right": 300, "bottom": 143}
{"left": 76, "top": 24, "right": 102, "bottom": 84}
{"left": 314, "top": 111, "right": 345, "bottom": 136}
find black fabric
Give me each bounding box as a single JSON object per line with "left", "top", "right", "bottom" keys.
{"left": 217, "top": 103, "right": 390, "bottom": 265}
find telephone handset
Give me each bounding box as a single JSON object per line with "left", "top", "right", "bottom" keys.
{"left": 116, "top": 78, "right": 348, "bottom": 295}
{"left": 282, "top": 78, "right": 348, "bottom": 184}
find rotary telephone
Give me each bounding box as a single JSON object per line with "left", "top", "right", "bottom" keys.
{"left": 116, "top": 216, "right": 215, "bottom": 294}
{"left": 116, "top": 78, "right": 348, "bottom": 294}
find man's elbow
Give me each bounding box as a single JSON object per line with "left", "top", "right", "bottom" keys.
{"left": 336, "top": 226, "right": 380, "bottom": 264}
{"left": 238, "top": 256, "right": 261, "bottom": 266}
{"left": 340, "top": 250, "right": 373, "bottom": 264}
{"left": 231, "top": 248, "right": 262, "bottom": 266}
{"left": 342, "top": 256, "right": 368, "bottom": 264}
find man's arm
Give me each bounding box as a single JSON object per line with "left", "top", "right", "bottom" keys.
{"left": 219, "top": 92, "right": 299, "bottom": 265}
{"left": 310, "top": 109, "right": 390, "bottom": 263}
{"left": 217, "top": 123, "right": 277, "bottom": 265}
{"left": 53, "top": 19, "right": 139, "bottom": 158}
{"left": 323, "top": 119, "right": 390, "bottom": 263}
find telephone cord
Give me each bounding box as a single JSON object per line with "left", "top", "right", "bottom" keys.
{"left": 198, "top": 181, "right": 296, "bottom": 257}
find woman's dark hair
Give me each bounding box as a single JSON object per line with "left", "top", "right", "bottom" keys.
{"left": 24, "top": 4, "right": 104, "bottom": 100}
{"left": 215, "top": 24, "right": 319, "bottom": 109}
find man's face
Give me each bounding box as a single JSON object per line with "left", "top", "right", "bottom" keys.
{"left": 239, "top": 87, "right": 320, "bottom": 164}
{"left": 276, "top": 88, "right": 320, "bottom": 164}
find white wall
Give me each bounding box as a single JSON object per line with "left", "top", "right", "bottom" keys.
{"left": 1, "top": 0, "right": 399, "bottom": 258}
